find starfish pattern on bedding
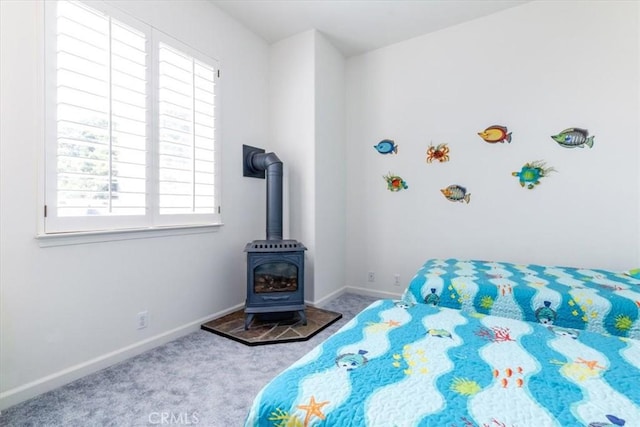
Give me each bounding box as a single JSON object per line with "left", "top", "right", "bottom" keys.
{"left": 297, "top": 396, "right": 329, "bottom": 426}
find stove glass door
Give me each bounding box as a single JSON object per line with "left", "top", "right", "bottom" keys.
{"left": 254, "top": 262, "right": 298, "bottom": 293}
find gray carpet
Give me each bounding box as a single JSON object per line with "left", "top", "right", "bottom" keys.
{"left": 0, "top": 293, "right": 378, "bottom": 427}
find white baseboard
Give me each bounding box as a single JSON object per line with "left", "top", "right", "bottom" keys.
{"left": 0, "top": 303, "right": 244, "bottom": 411}
{"left": 343, "top": 285, "right": 403, "bottom": 300}
{"left": 306, "top": 286, "right": 347, "bottom": 308}
{"left": 308, "top": 286, "right": 403, "bottom": 308}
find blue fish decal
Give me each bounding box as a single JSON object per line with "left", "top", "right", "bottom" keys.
{"left": 374, "top": 139, "right": 398, "bottom": 154}
{"left": 335, "top": 350, "right": 368, "bottom": 371}
{"left": 551, "top": 128, "right": 594, "bottom": 148}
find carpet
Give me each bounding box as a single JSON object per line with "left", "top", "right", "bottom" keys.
{"left": 0, "top": 294, "right": 377, "bottom": 426}
{"left": 201, "top": 306, "right": 342, "bottom": 346}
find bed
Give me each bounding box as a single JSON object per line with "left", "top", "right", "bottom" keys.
{"left": 244, "top": 259, "right": 640, "bottom": 427}
{"left": 403, "top": 259, "right": 640, "bottom": 339}
{"left": 245, "top": 299, "right": 639, "bottom": 426}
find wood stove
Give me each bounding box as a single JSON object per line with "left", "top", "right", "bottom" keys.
{"left": 244, "top": 239, "right": 306, "bottom": 329}
{"left": 242, "top": 145, "right": 307, "bottom": 330}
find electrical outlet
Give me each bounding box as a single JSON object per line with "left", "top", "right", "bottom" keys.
{"left": 368, "top": 272, "right": 375, "bottom": 282}
{"left": 137, "top": 311, "right": 149, "bottom": 329}
{"left": 394, "top": 274, "right": 401, "bottom": 286}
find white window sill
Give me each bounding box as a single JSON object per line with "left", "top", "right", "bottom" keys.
{"left": 36, "top": 223, "right": 223, "bottom": 247}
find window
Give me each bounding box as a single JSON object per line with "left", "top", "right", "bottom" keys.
{"left": 44, "top": 0, "right": 221, "bottom": 234}
{"left": 157, "top": 41, "right": 217, "bottom": 216}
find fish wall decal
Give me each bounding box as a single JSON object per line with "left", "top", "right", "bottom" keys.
{"left": 441, "top": 185, "right": 470, "bottom": 203}
{"left": 551, "top": 128, "right": 594, "bottom": 148}
{"left": 478, "top": 125, "right": 512, "bottom": 144}
{"left": 373, "top": 139, "right": 398, "bottom": 154}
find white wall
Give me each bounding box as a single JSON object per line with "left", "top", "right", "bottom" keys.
{"left": 346, "top": 0, "right": 640, "bottom": 294}
{"left": 268, "top": 30, "right": 346, "bottom": 303}
{"left": 268, "top": 30, "right": 317, "bottom": 298}
{"left": 0, "top": 0, "right": 270, "bottom": 409}
{"left": 314, "top": 33, "right": 346, "bottom": 303}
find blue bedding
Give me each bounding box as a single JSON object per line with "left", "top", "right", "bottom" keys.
{"left": 403, "top": 259, "right": 640, "bottom": 339}
{"left": 245, "top": 299, "right": 640, "bottom": 427}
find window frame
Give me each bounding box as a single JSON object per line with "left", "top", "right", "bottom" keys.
{"left": 42, "top": 0, "right": 222, "bottom": 238}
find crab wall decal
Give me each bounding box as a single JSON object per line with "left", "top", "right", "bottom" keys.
{"left": 426, "top": 143, "right": 450, "bottom": 163}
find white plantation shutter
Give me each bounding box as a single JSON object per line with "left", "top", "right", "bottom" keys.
{"left": 157, "top": 41, "right": 218, "bottom": 217}
{"left": 47, "top": 0, "right": 149, "bottom": 232}
{"left": 44, "top": 1, "right": 221, "bottom": 234}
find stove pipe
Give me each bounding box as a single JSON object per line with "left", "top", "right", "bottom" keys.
{"left": 247, "top": 151, "right": 283, "bottom": 240}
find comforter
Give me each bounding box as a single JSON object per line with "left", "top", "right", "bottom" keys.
{"left": 245, "top": 299, "right": 640, "bottom": 426}
{"left": 404, "top": 259, "right": 640, "bottom": 339}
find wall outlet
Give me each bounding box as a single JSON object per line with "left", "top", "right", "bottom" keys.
{"left": 367, "top": 272, "right": 375, "bottom": 282}
{"left": 137, "top": 311, "right": 149, "bottom": 329}
{"left": 394, "top": 274, "right": 401, "bottom": 286}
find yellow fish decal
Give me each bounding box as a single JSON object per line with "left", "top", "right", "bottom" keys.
{"left": 478, "top": 125, "right": 512, "bottom": 143}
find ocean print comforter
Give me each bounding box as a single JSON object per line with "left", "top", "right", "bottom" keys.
{"left": 244, "top": 299, "right": 640, "bottom": 427}
{"left": 403, "top": 259, "right": 640, "bottom": 339}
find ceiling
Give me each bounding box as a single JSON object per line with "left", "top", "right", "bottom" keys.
{"left": 211, "top": 0, "right": 530, "bottom": 57}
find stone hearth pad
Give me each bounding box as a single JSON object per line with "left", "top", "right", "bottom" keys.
{"left": 201, "top": 306, "right": 342, "bottom": 346}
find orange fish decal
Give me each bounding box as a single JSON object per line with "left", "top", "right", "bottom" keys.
{"left": 478, "top": 125, "right": 512, "bottom": 144}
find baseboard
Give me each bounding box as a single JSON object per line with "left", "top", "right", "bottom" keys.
{"left": 306, "top": 286, "right": 347, "bottom": 308}
{"left": 0, "top": 303, "right": 244, "bottom": 411}
{"left": 308, "top": 286, "right": 403, "bottom": 308}
{"left": 343, "top": 285, "right": 403, "bottom": 300}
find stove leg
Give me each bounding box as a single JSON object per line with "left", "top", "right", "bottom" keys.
{"left": 245, "top": 313, "right": 255, "bottom": 330}
{"left": 298, "top": 310, "right": 307, "bottom": 326}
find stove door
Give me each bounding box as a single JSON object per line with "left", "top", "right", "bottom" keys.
{"left": 254, "top": 261, "right": 298, "bottom": 293}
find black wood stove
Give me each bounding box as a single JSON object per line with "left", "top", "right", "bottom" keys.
{"left": 243, "top": 146, "right": 307, "bottom": 330}
{"left": 244, "top": 239, "right": 306, "bottom": 329}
